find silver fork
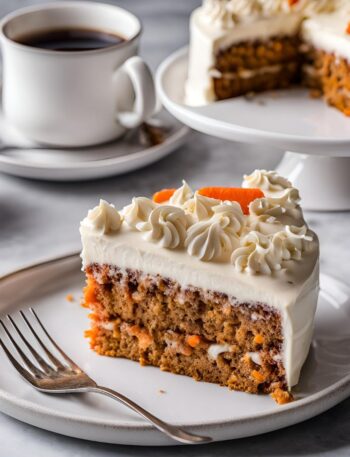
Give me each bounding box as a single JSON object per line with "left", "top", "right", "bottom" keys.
{"left": 0, "top": 308, "right": 212, "bottom": 445}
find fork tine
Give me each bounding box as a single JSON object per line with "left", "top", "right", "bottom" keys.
{"left": 20, "top": 311, "right": 68, "bottom": 371}
{"left": 29, "top": 308, "right": 82, "bottom": 372}
{"left": 0, "top": 337, "right": 37, "bottom": 386}
{"left": 7, "top": 315, "right": 56, "bottom": 375}
{"left": 0, "top": 319, "right": 45, "bottom": 378}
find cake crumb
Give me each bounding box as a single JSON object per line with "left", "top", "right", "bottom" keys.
{"left": 310, "top": 89, "right": 322, "bottom": 99}
{"left": 158, "top": 389, "right": 166, "bottom": 394}
{"left": 271, "top": 388, "right": 294, "bottom": 405}
{"left": 66, "top": 293, "right": 74, "bottom": 302}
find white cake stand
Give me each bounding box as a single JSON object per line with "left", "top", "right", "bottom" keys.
{"left": 156, "top": 47, "right": 350, "bottom": 211}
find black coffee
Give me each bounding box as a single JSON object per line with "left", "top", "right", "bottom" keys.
{"left": 15, "top": 28, "right": 125, "bottom": 51}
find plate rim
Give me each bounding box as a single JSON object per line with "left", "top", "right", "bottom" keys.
{"left": 0, "top": 124, "right": 191, "bottom": 170}
{"left": 156, "top": 46, "right": 350, "bottom": 151}
{"left": 0, "top": 252, "right": 350, "bottom": 434}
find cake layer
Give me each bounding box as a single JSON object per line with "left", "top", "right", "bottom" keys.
{"left": 215, "top": 36, "right": 301, "bottom": 73}
{"left": 84, "top": 265, "right": 292, "bottom": 403}
{"left": 212, "top": 36, "right": 301, "bottom": 99}
{"left": 303, "top": 47, "right": 350, "bottom": 115}
{"left": 213, "top": 61, "right": 299, "bottom": 100}
{"left": 86, "top": 264, "right": 284, "bottom": 345}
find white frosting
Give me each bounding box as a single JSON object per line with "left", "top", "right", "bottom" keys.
{"left": 80, "top": 170, "right": 320, "bottom": 389}
{"left": 244, "top": 170, "right": 302, "bottom": 222}
{"left": 169, "top": 180, "right": 193, "bottom": 207}
{"left": 247, "top": 198, "right": 285, "bottom": 235}
{"left": 232, "top": 230, "right": 284, "bottom": 275}
{"left": 122, "top": 197, "right": 156, "bottom": 230}
{"left": 248, "top": 351, "right": 262, "bottom": 365}
{"left": 243, "top": 169, "right": 293, "bottom": 194}
{"left": 140, "top": 205, "right": 188, "bottom": 249}
{"left": 183, "top": 192, "right": 221, "bottom": 222}
{"left": 208, "top": 343, "right": 232, "bottom": 360}
{"left": 302, "top": 10, "right": 350, "bottom": 62}
{"left": 303, "top": 0, "right": 339, "bottom": 15}
{"left": 233, "top": 220, "right": 315, "bottom": 276}
{"left": 85, "top": 200, "right": 122, "bottom": 235}
{"left": 185, "top": 202, "right": 243, "bottom": 261}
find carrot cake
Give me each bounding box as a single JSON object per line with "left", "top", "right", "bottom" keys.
{"left": 185, "top": 0, "right": 350, "bottom": 116}
{"left": 80, "top": 170, "right": 319, "bottom": 404}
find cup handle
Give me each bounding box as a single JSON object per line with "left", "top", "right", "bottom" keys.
{"left": 115, "top": 56, "right": 157, "bottom": 129}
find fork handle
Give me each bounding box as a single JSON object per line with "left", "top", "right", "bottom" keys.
{"left": 89, "top": 385, "right": 212, "bottom": 444}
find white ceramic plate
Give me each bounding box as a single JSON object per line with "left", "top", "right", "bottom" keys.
{"left": 0, "top": 254, "right": 349, "bottom": 445}
{"left": 156, "top": 47, "right": 350, "bottom": 156}
{"left": 0, "top": 108, "right": 190, "bottom": 181}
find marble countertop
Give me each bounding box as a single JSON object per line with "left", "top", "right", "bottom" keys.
{"left": 0, "top": 0, "right": 349, "bottom": 455}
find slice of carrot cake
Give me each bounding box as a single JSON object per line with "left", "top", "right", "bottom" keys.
{"left": 80, "top": 170, "right": 319, "bottom": 404}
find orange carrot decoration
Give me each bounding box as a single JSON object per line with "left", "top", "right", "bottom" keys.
{"left": 346, "top": 22, "right": 350, "bottom": 35}
{"left": 186, "top": 335, "right": 201, "bottom": 348}
{"left": 198, "top": 187, "right": 264, "bottom": 214}
{"left": 288, "top": 0, "right": 299, "bottom": 6}
{"left": 152, "top": 188, "right": 176, "bottom": 203}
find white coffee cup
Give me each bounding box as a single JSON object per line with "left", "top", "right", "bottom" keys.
{"left": 0, "top": 2, "right": 157, "bottom": 147}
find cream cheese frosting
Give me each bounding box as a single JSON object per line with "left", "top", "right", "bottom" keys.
{"left": 80, "top": 170, "right": 319, "bottom": 388}
{"left": 302, "top": 9, "right": 350, "bottom": 63}
{"left": 85, "top": 199, "right": 122, "bottom": 235}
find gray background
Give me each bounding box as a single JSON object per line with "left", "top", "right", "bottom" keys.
{"left": 0, "top": 0, "right": 349, "bottom": 455}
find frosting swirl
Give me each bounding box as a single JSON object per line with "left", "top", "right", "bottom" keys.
{"left": 303, "top": 0, "right": 337, "bottom": 14}
{"left": 226, "top": 0, "right": 262, "bottom": 19}
{"left": 185, "top": 202, "right": 244, "bottom": 261}
{"left": 260, "top": 0, "right": 300, "bottom": 15}
{"left": 232, "top": 231, "right": 283, "bottom": 275}
{"left": 141, "top": 205, "right": 188, "bottom": 249}
{"left": 183, "top": 192, "right": 221, "bottom": 222}
{"left": 232, "top": 224, "right": 315, "bottom": 275}
{"left": 243, "top": 169, "right": 292, "bottom": 195}
{"left": 272, "top": 225, "right": 314, "bottom": 261}
{"left": 122, "top": 197, "right": 156, "bottom": 230}
{"left": 243, "top": 169, "right": 302, "bottom": 221}
{"left": 86, "top": 200, "right": 122, "bottom": 235}
{"left": 202, "top": 0, "right": 236, "bottom": 28}
{"left": 200, "top": 0, "right": 302, "bottom": 29}
{"left": 169, "top": 180, "right": 193, "bottom": 207}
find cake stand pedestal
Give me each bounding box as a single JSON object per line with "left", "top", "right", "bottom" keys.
{"left": 276, "top": 153, "right": 350, "bottom": 211}
{"left": 156, "top": 47, "right": 350, "bottom": 211}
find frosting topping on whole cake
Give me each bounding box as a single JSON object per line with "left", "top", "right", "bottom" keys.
{"left": 200, "top": 0, "right": 340, "bottom": 29}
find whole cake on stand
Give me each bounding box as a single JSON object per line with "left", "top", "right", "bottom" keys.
{"left": 156, "top": 0, "right": 350, "bottom": 210}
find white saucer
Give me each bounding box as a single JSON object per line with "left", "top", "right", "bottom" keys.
{"left": 0, "top": 107, "right": 190, "bottom": 181}
{"left": 0, "top": 253, "right": 349, "bottom": 446}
